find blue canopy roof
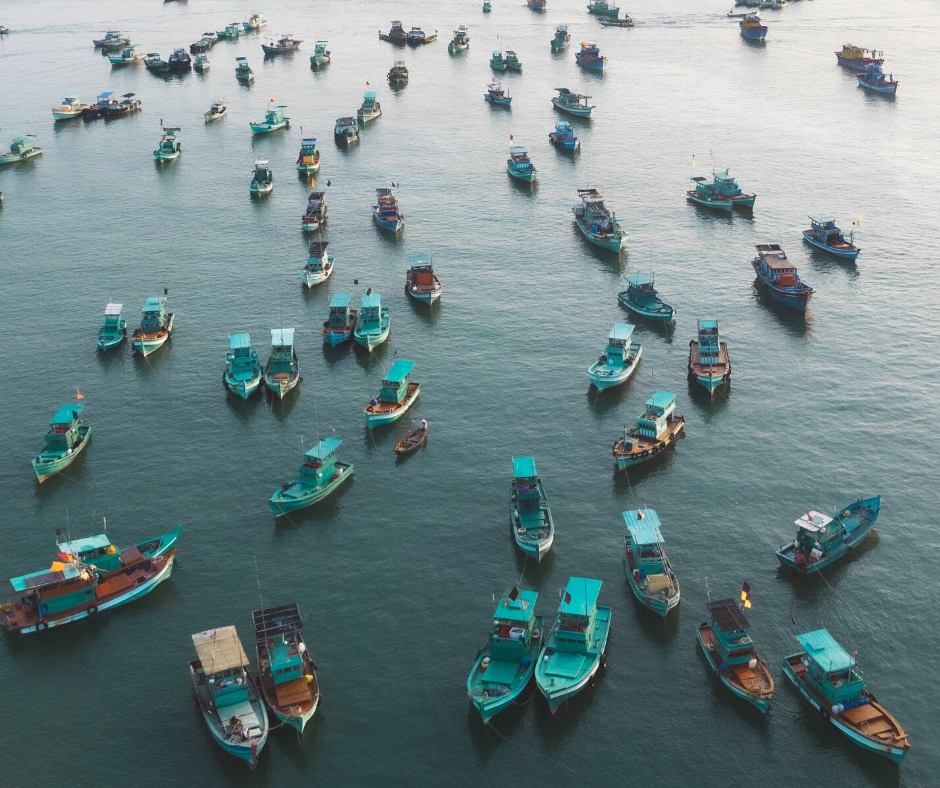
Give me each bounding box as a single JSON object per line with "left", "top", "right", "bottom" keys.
{"left": 409, "top": 253, "right": 432, "bottom": 267}
{"left": 796, "top": 629, "right": 855, "bottom": 672}
{"left": 329, "top": 292, "right": 351, "bottom": 308}
{"left": 362, "top": 292, "right": 382, "bottom": 309}
{"left": 623, "top": 509, "right": 665, "bottom": 546}
{"left": 609, "top": 323, "right": 635, "bottom": 342}
{"left": 143, "top": 296, "right": 164, "bottom": 312}
{"left": 512, "top": 456, "right": 537, "bottom": 479}
{"left": 809, "top": 214, "right": 836, "bottom": 225}
{"left": 301, "top": 138, "right": 317, "bottom": 145}
{"left": 626, "top": 273, "right": 653, "bottom": 287}
{"left": 560, "top": 577, "right": 602, "bottom": 617}
{"left": 98, "top": 91, "right": 114, "bottom": 99}
{"left": 50, "top": 404, "right": 83, "bottom": 425}
{"left": 305, "top": 437, "right": 342, "bottom": 460}
{"left": 698, "top": 319, "right": 719, "bottom": 332}
{"left": 57, "top": 534, "right": 110, "bottom": 554}
{"left": 383, "top": 359, "right": 415, "bottom": 383}
{"left": 229, "top": 333, "right": 251, "bottom": 350}
{"left": 363, "top": 90, "right": 377, "bottom": 100}
{"left": 494, "top": 588, "right": 538, "bottom": 623}
{"left": 645, "top": 391, "right": 675, "bottom": 410}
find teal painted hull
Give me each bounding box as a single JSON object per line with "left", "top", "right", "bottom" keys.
{"left": 551, "top": 98, "right": 592, "bottom": 117}
{"left": 576, "top": 218, "right": 626, "bottom": 251}
{"left": 354, "top": 323, "right": 390, "bottom": 351}
{"left": 269, "top": 462, "right": 353, "bottom": 515}
{"left": 135, "top": 525, "right": 182, "bottom": 559}
{"left": 264, "top": 371, "right": 299, "bottom": 399}
{"left": 153, "top": 150, "right": 180, "bottom": 161}
{"left": 696, "top": 626, "right": 772, "bottom": 713}
{"left": 587, "top": 345, "right": 641, "bottom": 390}
{"left": 96, "top": 330, "right": 125, "bottom": 350}
{"left": 536, "top": 607, "right": 611, "bottom": 712}
{"left": 226, "top": 371, "right": 262, "bottom": 399}
{"left": 250, "top": 122, "right": 289, "bottom": 134}
{"left": 33, "top": 426, "right": 91, "bottom": 482}
{"left": 467, "top": 617, "right": 543, "bottom": 724}
{"left": 617, "top": 292, "right": 675, "bottom": 323}
{"left": 687, "top": 192, "right": 733, "bottom": 211}
{"left": 507, "top": 166, "right": 536, "bottom": 182}
{"left": 625, "top": 567, "right": 680, "bottom": 617}
{"left": 364, "top": 386, "right": 419, "bottom": 428}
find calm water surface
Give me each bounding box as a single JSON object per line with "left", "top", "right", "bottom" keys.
{"left": 1, "top": 1, "right": 938, "bottom": 786}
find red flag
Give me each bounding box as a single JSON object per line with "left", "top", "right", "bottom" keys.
{"left": 564, "top": 591, "right": 572, "bottom": 604}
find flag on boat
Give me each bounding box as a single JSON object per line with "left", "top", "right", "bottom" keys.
{"left": 741, "top": 581, "right": 752, "bottom": 609}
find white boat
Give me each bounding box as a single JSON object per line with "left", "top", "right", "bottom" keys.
{"left": 302, "top": 241, "right": 334, "bottom": 287}
{"left": 52, "top": 95, "right": 86, "bottom": 121}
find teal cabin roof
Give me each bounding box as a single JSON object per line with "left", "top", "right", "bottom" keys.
{"left": 364, "top": 90, "right": 377, "bottom": 100}
{"left": 229, "top": 333, "right": 251, "bottom": 350}
{"left": 362, "top": 292, "right": 382, "bottom": 309}
{"left": 626, "top": 273, "right": 653, "bottom": 287}
{"left": 512, "top": 456, "right": 537, "bottom": 479}
{"left": 609, "top": 323, "right": 635, "bottom": 342}
{"left": 271, "top": 328, "right": 295, "bottom": 347}
{"left": 383, "top": 359, "right": 415, "bottom": 384}
{"left": 714, "top": 170, "right": 735, "bottom": 182}
{"left": 409, "top": 253, "right": 432, "bottom": 267}
{"left": 330, "top": 292, "right": 351, "bottom": 308}
{"left": 143, "top": 297, "right": 164, "bottom": 311}
{"left": 57, "top": 534, "right": 110, "bottom": 554}
{"left": 51, "top": 404, "right": 83, "bottom": 425}
{"left": 698, "top": 319, "right": 719, "bottom": 333}
{"left": 809, "top": 214, "right": 836, "bottom": 225}
{"left": 305, "top": 437, "right": 342, "bottom": 460}
{"left": 560, "top": 577, "right": 601, "bottom": 617}
{"left": 623, "top": 509, "right": 665, "bottom": 546}
{"left": 796, "top": 629, "right": 855, "bottom": 672}
{"left": 646, "top": 391, "right": 675, "bottom": 411}
{"left": 10, "top": 563, "right": 82, "bottom": 592}
{"left": 494, "top": 588, "right": 538, "bottom": 623}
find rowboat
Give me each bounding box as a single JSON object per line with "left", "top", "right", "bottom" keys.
{"left": 395, "top": 421, "right": 427, "bottom": 455}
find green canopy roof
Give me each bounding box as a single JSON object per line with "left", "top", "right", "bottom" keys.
{"left": 494, "top": 588, "right": 538, "bottom": 623}
{"left": 609, "top": 323, "right": 635, "bottom": 342}
{"left": 383, "top": 359, "right": 414, "bottom": 384}
{"left": 305, "top": 437, "right": 341, "bottom": 460}
{"left": 362, "top": 292, "right": 382, "bottom": 309}
{"left": 50, "top": 404, "right": 83, "bottom": 425}
{"left": 329, "top": 292, "right": 351, "bottom": 308}
{"left": 229, "top": 333, "right": 251, "bottom": 350}
{"left": 512, "top": 456, "right": 537, "bottom": 479}
{"left": 645, "top": 391, "right": 675, "bottom": 410}
{"left": 796, "top": 629, "right": 854, "bottom": 672}
{"left": 623, "top": 509, "right": 664, "bottom": 546}
{"left": 57, "top": 534, "right": 110, "bottom": 554}
{"left": 560, "top": 577, "right": 601, "bottom": 617}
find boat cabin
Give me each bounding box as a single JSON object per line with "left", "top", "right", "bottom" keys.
{"left": 191, "top": 627, "right": 261, "bottom": 724}
{"left": 808, "top": 215, "right": 846, "bottom": 245}
{"left": 300, "top": 437, "right": 341, "bottom": 481}
{"left": 795, "top": 629, "right": 865, "bottom": 705}
{"left": 270, "top": 328, "right": 295, "bottom": 360}
{"left": 299, "top": 138, "right": 318, "bottom": 158}
{"left": 8, "top": 136, "right": 36, "bottom": 156}
{"left": 361, "top": 90, "right": 378, "bottom": 110}
{"left": 265, "top": 106, "right": 288, "bottom": 124}
{"left": 555, "top": 577, "right": 602, "bottom": 652}
{"left": 8, "top": 563, "right": 96, "bottom": 618}
{"left": 626, "top": 274, "right": 665, "bottom": 307}
{"left": 307, "top": 241, "right": 330, "bottom": 272}
{"left": 623, "top": 509, "right": 670, "bottom": 578}
{"left": 94, "top": 92, "right": 116, "bottom": 109}
{"left": 714, "top": 170, "right": 745, "bottom": 198}
{"left": 490, "top": 587, "right": 538, "bottom": 660}
{"left": 378, "top": 360, "right": 415, "bottom": 404}
{"left": 755, "top": 244, "right": 797, "bottom": 283}
{"left": 707, "top": 599, "right": 755, "bottom": 665}
{"left": 508, "top": 146, "right": 533, "bottom": 172}
{"left": 252, "top": 603, "right": 308, "bottom": 688}
{"left": 634, "top": 392, "right": 676, "bottom": 441}
{"left": 690, "top": 175, "right": 724, "bottom": 201}
{"left": 140, "top": 297, "right": 168, "bottom": 331}
{"left": 697, "top": 320, "right": 722, "bottom": 364}
{"left": 603, "top": 323, "right": 634, "bottom": 365}
{"left": 328, "top": 292, "right": 352, "bottom": 326}
{"left": 554, "top": 88, "right": 593, "bottom": 110}
{"left": 360, "top": 291, "right": 383, "bottom": 328}
{"left": 512, "top": 456, "right": 540, "bottom": 497}
{"left": 228, "top": 332, "right": 257, "bottom": 366}
{"left": 56, "top": 533, "right": 147, "bottom": 573}
{"left": 314, "top": 41, "right": 329, "bottom": 55}
{"left": 43, "top": 403, "right": 84, "bottom": 450}
{"left": 576, "top": 189, "right": 616, "bottom": 230}
{"left": 793, "top": 510, "right": 845, "bottom": 556}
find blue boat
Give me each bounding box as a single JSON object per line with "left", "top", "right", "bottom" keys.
{"left": 224, "top": 333, "right": 263, "bottom": 399}
{"left": 507, "top": 145, "right": 537, "bottom": 182}
{"left": 373, "top": 187, "right": 404, "bottom": 233}
{"left": 575, "top": 42, "right": 607, "bottom": 72}
{"left": 484, "top": 82, "right": 512, "bottom": 106}
{"left": 687, "top": 176, "right": 734, "bottom": 212}
{"left": 132, "top": 296, "right": 174, "bottom": 356}
{"left": 353, "top": 290, "right": 390, "bottom": 351}
{"left": 31, "top": 404, "right": 91, "bottom": 483}
{"left": 510, "top": 457, "right": 554, "bottom": 561}
{"left": 688, "top": 319, "right": 731, "bottom": 393}
{"left": 752, "top": 244, "right": 814, "bottom": 312}
{"left": 322, "top": 292, "right": 357, "bottom": 346}
{"left": 857, "top": 62, "right": 898, "bottom": 94}
{"left": 586, "top": 323, "right": 641, "bottom": 391}
{"left": 612, "top": 391, "right": 685, "bottom": 470}
{"left": 264, "top": 329, "right": 300, "bottom": 398}
{"left": 96, "top": 302, "right": 126, "bottom": 350}
{"left": 713, "top": 168, "right": 756, "bottom": 208}
{"left": 739, "top": 14, "right": 767, "bottom": 40}
{"left": 551, "top": 25, "right": 571, "bottom": 52}
{"left": 802, "top": 215, "right": 860, "bottom": 260}
{"left": 552, "top": 88, "right": 594, "bottom": 117}
{"left": 535, "top": 577, "right": 611, "bottom": 713}
{"left": 269, "top": 438, "right": 353, "bottom": 515}
{"left": 622, "top": 509, "right": 680, "bottom": 617}
{"left": 573, "top": 188, "right": 627, "bottom": 251}
{"left": 618, "top": 273, "right": 675, "bottom": 323}
{"left": 775, "top": 496, "right": 881, "bottom": 574}
{"left": 549, "top": 121, "right": 579, "bottom": 151}
{"left": 783, "top": 629, "right": 910, "bottom": 763}
{"left": 467, "top": 587, "right": 544, "bottom": 724}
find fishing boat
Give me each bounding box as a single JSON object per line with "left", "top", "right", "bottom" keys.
{"left": 468, "top": 587, "right": 544, "bottom": 723}
{"left": 96, "top": 302, "right": 126, "bottom": 350}
{"left": 505, "top": 50, "right": 522, "bottom": 71}
{"left": 354, "top": 291, "right": 390, "bottom": 351}
{"left": 395, "top": 421, "right": 427, "bottom": 455}
{"left": 168, "top": 48, "right": 192, "bottom": 72}
{"left": 52, "top": 95, "right": 87, "bottom": 121}
{"left": 264, "top": 329, "right": 300, "bottom": 399}
{"left": 56, "top": 526, "right": 182, "bottom": 569}
{"left": 190, "top": 627, "right": 269, "bottom": 769}
{"left": 598, "top": 14, "right": 634, "bottom": 26}
{"left": 250, "top": 160, "right": 273, "bottom": 196}
{"left": 775, "top": 496, "right": 881, "bottom": 574}
{"left": 217, "top": 22, "right": 243, "bottom": 40}
{"left": 835, "top": 44, "right": 883, "bottom": 71}
{"left": 549, "top": 121, "right": 580, "bottom": 151}
{"left": 153, "top": 126, "right": 182, "bottom": 162}
{"left": 527, "top": 0, "right": 549, "bottom": 9}
{"left": 253, "top": 604, "right": 319, "bottom": 735}
{"left": 244, "top": 13, "right": 267, "bottom": 32}
{"left": 301, "top": 191, "right": 327, "bottom": 232}
{"left": 310, "top": 41, "right": 331, "bottom": 68}
{"left": 379, "top": 21, "right": 408, "bottom": 45}
{"left": 100, "top": 35, "right": 130, "bottom": 54}
{"left": 483, "top": 1, "right": 492, "bottom": 12}
{"left": 105, "top": 93, "right": 141, "bottom": 118}
{"left": 262, "top": 34, "right": 303, "bottom": 55}
{"left": 109, "top": 45, "right": 144, "bottom": 65}
{"left": 0, "top": 24, "right": 8, "bottom": 34}
{"left": 618, "top": 274, "right": 675, "bottom": 323}
{"left": 93, "top": 31, "right": 126, "bottom": 48}
{"left": 301, "top": 241, "right": 334, "bottom": 287}
{"left": 224, "top": 333, "right": 263, "bottom": 399}
{"left": 697, "top": 597, "right": 774, "bottom": 713}
{"left": 145, "top": 53, "right": 171, "bottom": 73}
{"left": 132, "top": 296, "right": 174, "bottom": 356}
{"left": 783, "top": 629, "right": 910, "bottom": 763}
{"left": 576, "top": 42, "right": 607, "bottom": 71}
{"left": 802, "top": 215, "right": 860, "bottom": 260}
{"left": 857, "top": 63, "right": 898, "bottom": 94}
{"left": 587, "top": 324, "right": 641, "bottom": 390}
{"left": 334, "top": 117, "right": 359, "bottom": 146}
{"left": 711, "top": 168, "right": 756, "bottom": 208}
{"left": 235, "top": 57, "right": 255, "bottom": 83}
{"left": 190, "top": 34, "right": 218, "bottom": 54}
{"left": 752, "top": 244, "right": 814, "bottom": 312}
{"left": 321, "top": 292, "right": 357, "bottom": 346}
{"left": 194, "top": 54, "right": 210, "bottom": 72}
{"left": 739, "top": 14, "right": 767, "bottom": 40}
{"left": 373, "top": 187, "right": 404, "bottom": 233}
{"left": 535, "top": 577, "right": 611, "bottom": 712}
{"left": 484, "top": 82, "right": 512, "bottom": 106}
{"left": 31, "top": 404, "right": 91, "bottom": 483}
{"left": 364, "top": 360, "right": 420, "bottom": 428}
{"left": 250, "top": 103, "right": 290, "bottom": 133}
{"left": 586, "top": 0, "right": 620, "bottom": 17}
{"left": 507, "top": 145, "right": 537, "bottom": 182}
{"left": 551, "top": 87, "right": 595, "bottom": 117}
{"left": 687, "top": 176, "right": 734, "bottom": 211}
{"left": 357, "top": 89, "right": 382, "bottom": 124}
{"left": 0, "top": 136, "right": 41, "bottom": 165}
{"left": 82, "top": 92, "right": 119, "bottom": 120}
{"left": 269, "top": 438, "right": 353, "bottom": 515}
{"left": 612, "top": 392, "right": 685, "bottom": 470}
{"left": 551, "top": 24, "right": 570, "bottom": 51}
{"left": 1, "top": 543, "right": 176, "bottom": 635}
{"left": 205, "top": 99, "right": 228, "bottom": 121}
{"left": 407, "top": 27, "right": 437, "bottom": 46}
{"left": 688, "top": 319, "right": 731, "bottom": 393}
{"left": 449, "top": 24, "right": 470, "bottom": 54}
{"left": 490, "top": 49, "right": 507, "bottom": 71}
{"left": 405, "top": 255, "right": 442, "bottom": 305}
{"left": 573, "top": 188, "right": 628, "bottom": 251}
{"left": 622, "top": 509, "right": 680, "bottom": 616}
{"left": 387, "top": 60, "right": 409, "bottom": 85}
{"left": 509, "top": 457, "right": 554, "bottom": 561}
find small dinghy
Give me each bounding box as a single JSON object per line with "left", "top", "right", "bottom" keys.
{"left": 395, "top": 420, "right": 427, "bottom": 455}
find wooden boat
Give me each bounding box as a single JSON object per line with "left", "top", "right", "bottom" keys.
{"left": 109, "top": 45, "right": 144, "bottom": 65}
{"left": 612, "top": 391, "right": 685, "bottom": 470}
{"left": 504, "top": 50, "right": 522, "bottom": 71}
{"left": 373, "top": 187, "right": 404, "bottom": 232}
{"left": 93, "top": 31, "right": 126, "bottom": 48}
{"left": 105, "top": 93, "right": 141, "bottom": 118}
{"left": 189, "top": 627, "right": 269, "bottom": 769}
{"left": 598, "top": 15, "right": 635, "bottom": 26}
{"left": 535, "top": 577, "right": 611, "bottom": 712}
{"left": 576, "top": 42, "right": 607, "bottom": 71}
{"left": 224, "top": 333, "right": 263, "bottom": 399}
{"left": 301, "top": 191, "right": 327, "bottom": 233}
{"left": 96, "top": 302, "right": 126, "bottom": 349}
{"left": 784, "top": 629, "right": 910, "bottom": 763}
{"left": 250, "top": 103, "right": 289, "bottom": 134}
{"left": 252, "top": 604, "right": 319, "bottom": 735}
{"left": 552, "top": 87, "right": 594, "bottom": 117}
{"left": 235, "top": 56, "right": 255, "bottom": 83}
{"left": 379, "top": 21, "right": 408, "bottom": 45}
{"left": 509, "top": 457, "right": 554, "bottom": 561}
{"left": 31, "top": 404, "right": 91, "bottom": 483}
{"left": 688, "top": 319, "right": 731, "bottom": 393}
{"left": 269, "top": 438, "right": 353, "bottom": 515}
{"left": 145, "top": 52, "right": 170, "bottom": 73}
{"left": 357, "top": 89, "right": 382, "bottom": 124}
{"left": 490, "top": 49, "right": 507, "bottom": 71}
{"left": 551, "top": 25, "right": 570, "bottom": 51}
{"left": 322, "top": 293, "right": 356, "bottom": 346}
{"left": 100, "top": 35, "right": 129, "bottom": 53}
{"left": 483, "top": 1, "right": 492, "bottom": 12}
{"left": 168, "top": 48, "right": 192, "bottom": 72}
{"left": 857, "top": 62, "right": 898, "bottom": 94}
{"left": 395, "top": 421, "right": 427, "bottom": 455}
{"left": 132, "top": 296, "right": 174, "bottom": 356}
{"left": 264, "top": 329, "right": 300, "bottom": 398}
{"left": 802, "top": 215, "right": 860, "bottom": 260}
{"left": 835, "top": 44, "right": 883, "bottom": 71}
{"left": 262, "top": 34, "right": 302, "bottom": 55}
{"left": 250, "top": 160, "right": 273, "bottom": 196}
{"left": 243, "top": 14, "right": 267, "bottom": 32}
{"left": 205, "top": 99, "right": 228, "bottom": 121}
{"left": 752, "top": 244, "right": 813, "bottom": 312}
{"left": 467, "top": 587, "right": 543, "bottom": 723}
{"left": 507, "top": 145, "right": 537, "bottom": 182}
{"left": 190, "top": 33, "right": 218, "bottom": 54}
{"left": 484, "top": 82, "right": 512, "bottom": 106}
{"left": 618, "top": 274, "right": 675, "bottom": 323}
{"left": 688, "top": 175, "right": 734, "bottom": 211}
{"left": 527, "top": 0, "right": 548, "bottom": 9}
{"left": 364, "top": 360, "right": 420, "bottom": 427}
{"left": 739, "top": 14, "right": 767, "bottom": 40}
{"left": 405, "top": 254, "right": 442, "bottom": 304}
{"left": 711, "top": 168, "right": 756, "bottom": 208}
{"left": 573, "top": 188, "right": 627, "bottom": 251}
{"left": 301, "top": 241, "right": 334, "bottom": 287}
{"left": 194, "top": 54, "right": 210, "bottom": 72}
{"left": 216, "top": 22, "right": 243, "bottom": 40}
{"left": 153, "top": 126, "right": 181, "bottom": 162}
{"left": 407, "top": 27, "right": 437, "bottom": 46}
{"left": 0, "top": 135, "right": 41, "bottom": 165}
{"left": 296, "top": 138, "right": 320, "bottom": 173}
{"left": 81, "top": 92, "right": 119, "bottom": 120}
{"left": 587, "top": 323, "right": 641, "bottom": 390}
{"left": 549, "top": 121, "right": 579, "bottom": 151}
{"left": 622, "top": 509, "right": 680, "bottom": 616}
{"left": 52, "top": 95, "right": 87, "bottom": 121}
{"left": 56, "top": 526, "right": 182, "bottom": 569}
{"left": 587, "top": 0, "right": 620, "bottom": 17}
{"left": 310, "top": 41, "right": 331, "bottom": 68}
{"left": 353, "top": 290, "right": 390, "bottom": 351}
{"left": 334, "top": 117, "right": 359, "bottom": 146}
{"left": 388, "top": 60, "right": 409, "bottom": 85}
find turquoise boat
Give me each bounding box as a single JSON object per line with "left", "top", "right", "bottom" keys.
{"left": 353, "top": 291, "right": 390, "bottom": 351}
{"left": 587, "top": 323, "right": 641, "bottom": 390}
{"left": 235, "top": 56, "right": 254, "bottom": 83}
{"left": 190, "top": 627, "right": 269, "bottom": 769}
{"left": 535, "top": 577, "right": 611, "bottom": 713}
{"left": 573, "top": 188, "right": 627, "bottom": 251}
{"left": 618, "top": 274, "right": 675, "bottom": 323}
{"left": 357, "top": 89, "right": 382, "bottom": 124}
{"left": 551, "top": 25, "right": 571, "bottom": 51}
{"left": 507, "top": 145, "right": 537, "bottom": 182}
{"left": 714, "top": 168, "right": 756, "bottom": 208}
{"left": 153, "top": 126, "right": 181, "bottom": 162}
{"left": 322, "top": 292, "right": 357, "bottom": 346}
{"left": 309, "top": 40, "right": 331, "bottom": 68}
{"left": 688, "top": 319, "right": 731, "bottom": 393}
{"left": 297, "top": 138, "right": 320, "bottom": 174}
{"left": 687, "top": 176, "right": 733, "bottom": 211}
{"left": 551, "top": 87, "right": 594, "bottom": 117}
{"left": 243, "top": 13, "right": 267, "bottom": 32}
{"left": 250, "top": 160, "right": 273, "bottom": 196}
{"left": 364, "top": 360, "right": 420, "bottom": 428}
{"left": 448, "top": 24, "right": 470, "bottom": 54}
{"left": 264, "top": 329, "right": 300, "bottom": 399}
{"left": 252, "top": 604, "right": 320, "bottom": 735}
{"left": 0, "top": 135, "right": 42, "bottom": 165}
{"left": 132, "top": 296, "right": 174, "bottom": 356}
{"left": 697, "top": 597, "right": 774, "bottom": 713}
{"left": 109, "top": 45, "right": 144, "bottom": 65}
{"left": 504, "top": 50, "right": 522, "bottom": 71}
{"left": 56, "top": 525, "right": 182, "bottom": 571}
{"left": 217, "top": 22, "right": 243, "bottom": 39}
{"left": 775, "top": 496, "right": 881, "bottom": 574}
{"left": 405, "top": 254, "right": 442, "bottom": 304}
{"left": 32, "top": 404, "right": 91, "bottom": 483}
{"left": 622, "top": 509, "right": 680, "bottom": 617}
{"left": 269, "top": 438, "right": 353, "bottom": 515}
{"left": 250, "top": 103, "right": 289, "bottom": 134}
{"left": 784, "top": 629, "right": 910, "bottom": 763}
{"left": 587, "top": 0, "right": 620, "bottom": 17}
{"left": 509, "top": 457, "right": 554, "bottom": 561}
{"left": 467, "top": 587, "right": 544, "bottom": 723}
{"left": 224, "top": 333, "right": 263, "bottom": 399}
{"left": 96, "top": 302, "right": 126, "bottom": 350}
{"left": 612, "top": 391, "right": 686, "bottom": 470}
{"left": 802, "top": 215, "right": 860, "bottom": 260}
{"left": 490, "top": 49, "right": 507, "bottom": 71}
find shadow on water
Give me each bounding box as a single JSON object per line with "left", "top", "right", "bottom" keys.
{"left": 373, "top": 223, "right": 403, "bottom": 245}
{"left": 33, "top": 454, "right": 90, "bottom": 502}
{"left": 133, "top": 346, "right": 172, "bottom": 376}
{"left": 274, "top": 710, "right": 325, "bottom": 767}
{"left": 272, "top": 478, "right": 353, "bottom": 533}
{"left": 628, "top": 587, "right": 682, "bottom": 647}
{"left": 509, "top": 176, "right": 538, "bottom": 197}
{"left": 225, "top": 387, "right": 264, "bottom": 421}
{"left": 95, "top": 344, "right": 129, "bottom": 369}
{"left": 804, "top": 244, "right": 860, "bottom": 279}
{"left": 265, "top": 383, "right": 301, "bottom": 420}
{"left": 335, "top": 137, "right": 359, "bottom": 153}
{"left": 353, "top": 340, "right": 389, "bottom": 371}
{"left": 408, "top": 296, "right": 442, "bottom": 326}
{"left": 511, "top": 540, "right": 556, "bottom": 585}
{"left": 687, "top": 376, "right": 731, "bottom": 418}
{"left": 694, "top": 644, "right": 773, "bottom": 736}
{"left": 320, "top": 339, "right": 353, "bottom": 367}
{"left": 752, "top": 281, "right": 813, "bottom": 338}
{"left": 629, "top": 313, "right": 677, "bottom": 344}
{"left": 572, "top": 225, "right": 627, "bottom": 274}
{"left": 688, "top": 201, "right": 735, "bottom": 224}
{"left": 610, "top": 449, "right": 679, "bottom": 497}
{"left": 531, "top": 666, "right": 607, "bottom": 752}
{"left": 586, "top": 378, "right": 633, "bottom": 418}
{"left": 363, "top": 422, "right": 398, "bottom": 452}
{"left": 467, "top": 699, "right": 529, "bottom": 767}
{"left": 776, "top": 531, "right": 881, "bottom": 601}
{"left": 554, "top": 108, "right": 593, "bottom": 128}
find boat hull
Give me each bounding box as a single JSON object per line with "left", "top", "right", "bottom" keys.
{"left": 857, "top": 78, "right": 897, "bottom": 94}
{"left": 191, "top": 665, "right": 269, "bottom": 769}
{"left": 613, "top": 418, "right": 685, "bottom": 470}
{"left": 372, "top": 212, "right": 403, "bottom": 233}
{"left": 697, "top": 627, "right": 772, "bottom": 713}
{"left": 484, "top": 95, "right": 512, "bottom": 106}
{"left": 53, "top": 110, "right": 83, "bottom": 121}
{"left": 618, "top": 293, "right": 675, "bottom": 323}
{"left": 626, "top": 569, "right": 679, "bottom": 617}
{"left": 269, "top": 463, "right": 354, "bottom": 515}
{"left": 587, "top": 346, "right": 642, "bottom": 390}
{"left": 536, "top": 609, "right": 610, "bottom": 712}
{"left": 802, "top": 231, "right": 860, "bottom": 260}
{"left": 775, "top": 496, "right": 880, "bottom": 573}
{"left": 32, "top": 426, "right": 91, "bottom": 482}
{"left": 551, "top": 98, "right": 592, "bottom": 117}
{"left": 575, "top": 218, "right": 627, "bottom": 251}
{"left": 752, "top": 265, "right": 812, "bottom": 312}
{"left": 507, "top": 166, "right": 537, "bottom": 183}
{"left": 740, "top": 25, "right": 768, "bottom": 40}
{"left": 576, "top": 56, "right": 606, "bottom": 72}
{"left": 405, "top": 286, "right": 441, "bottom": 305}
{"left": 250, "top": 121, "right": 289, "bottom": 134}
{"left": 264, "top": 372, "right": 300, "bottom": 399}
{"left": 133, "top": 332, "right": 170, "bottom": 356}
{"left": 364, "top": 385, "right": 420, "bottom": 428}
{"left": 687, "top": 191, "right": 734, "bottom": 211}
{"left": 354, "top": 323, "right": 390, "bottom": 351}
{"left": 357, "top": 109, "right": 382, "bottom": 124}
{"left": 96, "top": 331, "right": 126, "bottom": 350}
{"left": 512, "top": 525, "right": 553, "bottom": 561}
{"left": 153, "top": 150, "right": 180, "bottom": 162}
{"left": 302, "top": 264, "right": 333, "bottom": 287}
{"left": 0, "top": 150, "right": 42, "bottom": 165}
{"left": 225, "top": 373, "right": 262, "bottom": 399}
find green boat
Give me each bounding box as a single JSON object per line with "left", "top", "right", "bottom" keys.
{"left": 507, "top": 145, "right": 537, "bottom": 182}
{"left": 217, "top": 22, "right": 243, "bottom": 39}
{"left": 490, "top": 49, "right": 507, "bottom": 71}
{"left": 353, "top": 290, "right": 390, "bottom": 351}
{"left": 510, "top": 457, "right": 554, "bottom": 561}
{"left": 357, "top": 88, "right": 382, "bottom": 124}
{"left": 264, "top": 329, "right": 300, "bottom": 399}
{"left": 535, "top": 577, "right": 611, "bottom": 713}
{"left": 309, "top": 40, "right": 331, "bottom": 68}
{"left": 31, "top": 404, "right": 91, "bottom": 483}
{"left": 467, "top": 587, "right": 544, "bottom": 723}
{"left": 623, "top": 509, "right": 680, "bottom": 617}
{"left": 364, "top": 360, "right": 420, "bottom": 428}
{"left": 153, "top": 126, "right": 181, "bottom": 162}
{"left": 109, "top": 44, "right": 144, "bottom": 65}
{"left": 250, "top": 102, "right": 290, "bottom": 134}
{"left": 132, "top": 296, "right": 174, "bottom": 356}
{"left": 56, "top": 525, "right": 182, "bottom": 572}
{"left": 96, "top": 302, "right": 126, "bottom": 350}
{"left": 269, "top": 438, "right": 353, "bottom": 516}
{"left": 0, "top": 135, "right": 42, "bottom": 165}
{"left": 587, "top": 0, "right": 620, "bottom": 16}
{"left": 225, "top": 333, "right": 263, "bottom": 399}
